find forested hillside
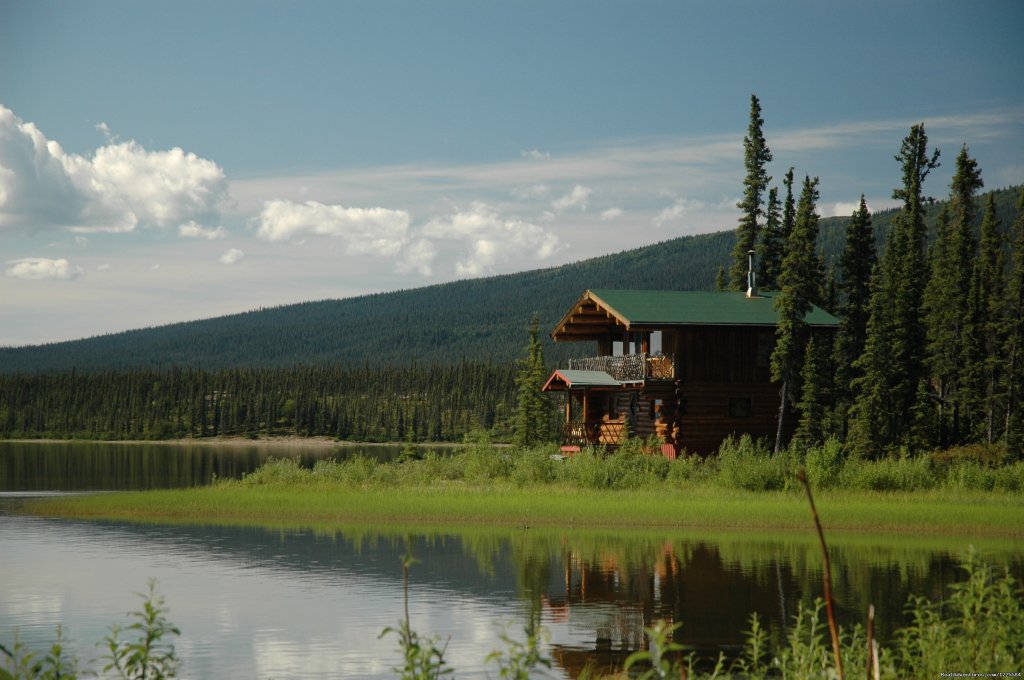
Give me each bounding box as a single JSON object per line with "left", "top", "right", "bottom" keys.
{"left": 0, "top": 362, "right": 515, "bottom": 441}
{"left": 1, "top": 186, "right": 1019, "bottom": 373}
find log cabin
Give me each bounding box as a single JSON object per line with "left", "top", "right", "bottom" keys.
{"left": 543, "top": 288, "right": 839, "bottom": 458}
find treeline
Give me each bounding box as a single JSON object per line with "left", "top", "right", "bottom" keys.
{"left": 0, "top": 362, "right": 517, "bottom": 442}
{"left": 730, "top": 95, "right": 1024, "bottom": 458}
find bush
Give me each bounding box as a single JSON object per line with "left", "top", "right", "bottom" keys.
{"left": 803, "top": 437, "right": 845, "bottom": 489}
{"left": 716, "top": 435, "right": 791, "bottom": 491}
{"left": 838, "top": 454, "right": 936, "bottom": 491}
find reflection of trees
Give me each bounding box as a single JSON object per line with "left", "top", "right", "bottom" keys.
{"left": 508, "top": 535, "right": 1011, "bottom": 680}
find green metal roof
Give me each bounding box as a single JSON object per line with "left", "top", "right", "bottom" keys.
{"left": 542, "top": 369, "right": 621, "bottom": 391}
{"left": 589, "top": 289, "right": 839, "bottom": 327}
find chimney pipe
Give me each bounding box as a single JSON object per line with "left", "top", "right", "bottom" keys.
{"left": 746, "top": 249, "right": 758, "bottom": 298}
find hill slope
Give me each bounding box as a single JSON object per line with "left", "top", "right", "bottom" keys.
{"left": 3, "top": 186, "right": 1019, "bottom": 373}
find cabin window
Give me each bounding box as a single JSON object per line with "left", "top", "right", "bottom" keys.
{"left": 612, "top": 341, "right": 623, "bottom": 356}
{"left": 650, "top": 330, "right": 662, "bottom": 354}
{"left": 728, "top": 397, "right": 752, "bottom": 418}
{"left": 756, "top": 333, "right": 773, "bottom": 367}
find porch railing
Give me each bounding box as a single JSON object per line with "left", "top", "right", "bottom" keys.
{"left": 567, "top": 353, "right": 673, "bottom": 381}
{"left": 562, "top": 422, "right": 591, "bottom": 447}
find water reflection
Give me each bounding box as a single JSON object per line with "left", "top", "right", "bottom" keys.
{"left": 0, "top": 440, "right": 442, "bottom": 490}
{"left": 5, "top": 512, "right": 1014, "bottom": 679}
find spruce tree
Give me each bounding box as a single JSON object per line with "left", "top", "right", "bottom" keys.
{"left": 730, "top": 94, "right": 773, "bottom": 290}
{"left": 1003, "top": 188, "right": 1024, "bottom": 456}
{"left": 714, "top": 265, "right": 727, "bottom": 291}
{"left": 794, "top": 333, "right": 828, "bottom": 449}
{"left": 850, "top": 124, "right": 939, "bottom": 456}
{"left": 966, "top": 195, "right": 1006, "bottom": 442}
{"left": 830, "top": 196, "right": 875, "bottom": 438}
{"left": 513, "top": 314, "right": 551, "bottom": 448}
{"left": 771, "top": 175, "right": 821, "bottom": 453}
{"left": 924, "top": 146, "right": 982, "bottom": 445}
{"left": 757, "top": 187, "right": 784, "bottom": 289}
{"left": 781, "top": 168, "right": 796, "bottom": 243}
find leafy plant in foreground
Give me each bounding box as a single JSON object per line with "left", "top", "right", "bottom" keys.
{"left": 103, "top": 580, "right": 180, "bottom": 680}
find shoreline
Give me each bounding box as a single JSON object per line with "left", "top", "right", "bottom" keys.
{"left": 0, "top": 436, "right": 465, "bottom": 448}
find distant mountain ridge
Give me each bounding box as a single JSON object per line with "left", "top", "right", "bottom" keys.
{"left": 3, "top": 186, "right": 1019, "bottom": 373}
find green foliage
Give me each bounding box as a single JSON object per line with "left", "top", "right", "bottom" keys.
{"left": 895, "top": 548, "right": 1024, "bottom": 676}
{"left": 103, "top": 580, "right": 180, "bottom": 680}
{"left": 380, "top": 620, "right": 451, "bottom": 680}
{"left": 716, "top": 435, "right": 793, "bottom": 491}
{"left": 0, "top": 627, "right": 77, "bottom": 680}
{"left": 804, "top": 437, "right": 845, "bottom": 490}
{"left": 623, "top": 621, "right": 690, "bottom": 680}
{"left": 485, "top": 624, "right": 552, "bottom": 679}
{"left": 512, "top": 315, "right": 552, "bottom": 448}
{"left": 730, "top": 94, "right": 773, "bottom": 291}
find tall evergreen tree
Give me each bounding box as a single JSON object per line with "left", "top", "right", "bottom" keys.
{"left": 850, "top": 125, "right": 939, "bottom": 456}
{"left": 924, "top": 146, "right": 983, "bottom": 445}
{"left": 771, "top": 175, "right": 821, "bottom": 453}
{"left": 794, "top": 333, "right": 828, "bottom": 449}
{"left": 513, "top": 314, "right": 552, "bottom": 447}
{"left": 1004, "top": 188, "right": 1024, "bottom": 456}
{"left": 730, "top": 94, "right": 773, "bottom": 290}
{"left": 830, "top": 196, "right": 875, "bottom": 438}
{"left": 757, "top": 187, "right": 784, "bottom": 289}
{"left": 781, "top": 168, "right": 796, "bottom": 243}
{"left": 965, "top": 195, "right": 1006, "bottom": 442}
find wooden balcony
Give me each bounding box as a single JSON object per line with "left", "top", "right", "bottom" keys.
{"left": 566, "top": 353, "right": 674, "bottom": 382}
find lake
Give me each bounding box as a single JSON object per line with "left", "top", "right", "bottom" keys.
{"left": 1, "top": 440, "right": 1021, "bottom": 678}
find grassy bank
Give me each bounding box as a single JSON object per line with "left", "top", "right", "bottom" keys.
{"left": 27, "top": 468, "right": 1024, "bottom": 539}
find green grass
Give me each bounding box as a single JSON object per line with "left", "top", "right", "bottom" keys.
{"left": 27, "top": 480, "right": 1024, "bottom": 538}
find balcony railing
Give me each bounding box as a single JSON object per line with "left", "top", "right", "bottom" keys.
{"left": 567, "top": 353, "right": 674, "bottom": 382}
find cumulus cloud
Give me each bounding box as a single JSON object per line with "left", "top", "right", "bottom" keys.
{"left": 219, "top": 248, "right": 244, "bottom": 265}
{"left": 179, "top": 221, "right": 226, "bottom": 239}
{"left": 396, "top": 238, "right": 437, "bottom": 276}
{"left": 552, "top": 184, "right": 592, "bottom": 212}
{"left": 600, "top": 207, "right": 623, "bottom": 221}
{"left": 510, "top": 184, "right": 550, "bottom": 199}
{"left": 0, "top": 106, "right": 229, "bottom": 234}
{"left": 97, "top": 263, "right": 111, "bottom": 271}
{"left": 5, "top": 257, "right": 83, "bottom": 280}
{"left": 256, "top": 199, "right": 412, "bottom": 256}
{"left": 422, "top": 202, "right": 562, "bottom": 276}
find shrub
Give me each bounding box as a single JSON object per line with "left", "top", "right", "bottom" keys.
{"left": 803, "top": 437, "right": 845, "bottom": 489}
{"left": 839, "top": 454, "right": 936, "bottom": 491}
{"left": 716, "top": 435, "right": 790, "bottom": 491}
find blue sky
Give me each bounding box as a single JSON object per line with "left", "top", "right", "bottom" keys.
{"left": 2, "top": 0, "right": 1023, "bottom": 345}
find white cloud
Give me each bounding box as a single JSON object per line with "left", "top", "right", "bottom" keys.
{"left": 179, "top": 221, "right": 227, "bottom": 239}
{"left": 256, "top": 200, "right": 412, "bottom": 258}
{"left": 510, "top": 184, "right": 550, "bottom": 199}
{"left": 552, "top": 184, "right": 592, "bottom": 212}
{"left": 97, "top": 263, "right": 111, "bottom": 271}
{"left": 520, "top": 149, "right": 550, "bottom": 160}
{"left": 0, "top": 106, "right": 229, "bottom": 234}
{"left": 219, "top": 248, "right": 244, "bottom": 265}
{"left": 75, "top": 235, "right": 88, "bottom": 246}
{"left": 600, "top": 207, "right": 623, "bottom": 221}
{"left": 422, "top": 202, "right": 562, "bottom": 276}
{"left": 396, "top": 239, "right": 437, "bottom": 276}
{"left": 5, "top": 257, "right": 83, "bottom": 280}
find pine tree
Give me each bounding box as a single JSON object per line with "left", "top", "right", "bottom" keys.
{"left": 794, "top": 333, "right": 828, "bottom": 449}
{"left": 714, "top": 265, "right": 727, "bottom": 291}
{"left": 849, "top": 124, "right": 939, "bottom": 456}
{"left": 781, "top": 168, "right": 796, "bottom": 242}
{"left": 757, "top": 187, "right": 784, "bottom": 289}
{"left": 830, "top": 196, "right": 875, "bottom": 439}
{"left": 924, "top": 146, "right": 982, "bottom": 445}
{"left": 771, "top": 175, "right": 821, "bottom": 454}
{"left": 965, "top": 195, "right": 1006, "bottom": 442}
{"left": 730, "top": 94, "right": 773, "bottom": 290}
{"left": 1004, "top": 188, "right": 1024, "bottom": 456}
{"left": 513, "top": 314, "right": 552, "bottom": 448}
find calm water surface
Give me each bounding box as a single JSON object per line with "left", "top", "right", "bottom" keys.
{"left": 1, "top": 441, "right": 1021, "bottom": 679}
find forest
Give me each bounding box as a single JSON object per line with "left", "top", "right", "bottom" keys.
{"left": 0, "top": 362, "right": 516, "bottom": 442}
